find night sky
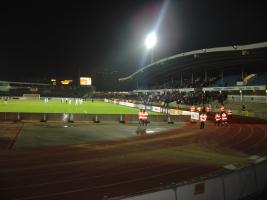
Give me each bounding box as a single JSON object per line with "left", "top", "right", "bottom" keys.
{"left": 3, "top": 0, "right": 267, "bottom": 84}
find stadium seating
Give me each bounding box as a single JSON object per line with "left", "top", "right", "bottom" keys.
{"left": 248, "top": 74, "right": 267, "bottom": 85}
{"left": 212, "top": 74, "right": 240, "bottom": 87}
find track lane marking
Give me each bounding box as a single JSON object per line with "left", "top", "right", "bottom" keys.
{"left": 245, "top": 126, "right": 267, "bottom": 153}
{"left": 228, "top": 124, "right": 254, "bottom": 148}
{"left": 14, "top": 166, "right": 198, "bottom": 200}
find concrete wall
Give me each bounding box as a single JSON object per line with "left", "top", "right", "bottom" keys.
{"left": 112, "top": 160, "right": 267, "bottom": 200}
{"left": 0, "top": 112, "right": 188, "bottom": 122}
{"left": 177, "top": 178, "right": 224, "bottom": 200}
{"left": 228, "top": 95, "right": 267, "bottom": 104}
{"left": 223, "top": 167, "right": 257, "bottom": 200}
{"left": 121, "top": 189, "right": 176, "bottom": 200}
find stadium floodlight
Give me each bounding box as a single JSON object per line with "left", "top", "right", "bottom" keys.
{"left": 145, "top": 32, "right": 157, "bottom": 63}
{"left": 145, "top": 32, "right": 157, "bottom": 49}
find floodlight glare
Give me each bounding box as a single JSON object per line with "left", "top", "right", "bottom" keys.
{"left": 145, "top": 32, "right": 157, "bottom": 49}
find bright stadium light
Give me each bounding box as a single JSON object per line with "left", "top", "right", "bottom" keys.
{"left": 145, "top": 32, "right": 157, "bottom": 63}
{"left": 145, "top": 32, "right": 157, "bottom": 49}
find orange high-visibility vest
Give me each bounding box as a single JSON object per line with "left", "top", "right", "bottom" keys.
{"left": 138, "top": 111, "right": 143, "bottom": 120}
{"left": 215, "top": 114, "right": 221, "bottom": 121}
{"left": 222, "top": 113, "right": 227, "bottom": 121}
{"left": 200, "top": 114, "right": 207, "bottom": 122}
{"left": 142, "top": 112, "right": 148, "bottom": 120}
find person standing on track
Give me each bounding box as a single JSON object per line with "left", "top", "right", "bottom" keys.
{"left": 142, "top": 110, "right": 148, "bottom": 127}
{"left": 138, "top": 109, "right": 144, "bottom": 126}
{"left": 227, "top": 108, "right": 232, "bottom": 122}
{"left": 221, "top": 112, "right": 228, "bottom": 126}
{"left": 199, "top": 112, "right": 207, "bottom": 129}
{"left": 215, "top": 112, "right": 221, "bottom": 126}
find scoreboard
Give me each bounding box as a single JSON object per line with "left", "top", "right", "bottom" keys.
{"left": 80, "top": 77, "right": 92, "bottom": 86}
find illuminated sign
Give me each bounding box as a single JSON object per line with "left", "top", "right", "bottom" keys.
{"left": 51, "top": 79, "right": 57, "bottom": 85}
{"left": 80, "top": 77, "right": 92, "bottom": 86}
{"left": 61, "top": 80, "right": 73, "bottom": 85}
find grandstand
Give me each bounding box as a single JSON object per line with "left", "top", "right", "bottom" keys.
{"left": 117, "top": 42, "right": 267, "bottom": 120}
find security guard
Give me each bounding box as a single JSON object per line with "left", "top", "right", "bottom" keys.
{"left": 138, "top": 109, "right": 144, "bottom": 126}
{"left": 215, "top": 112, "right": 221, "bottom": 126}
{"left": 221, "top": 112, "right": 228, "bottom": 126}
{"left": 199, "top": 112, "right": 207, "bottom": 129}
{"left": 142, "top": 110, "right": 148, "bottom": 126}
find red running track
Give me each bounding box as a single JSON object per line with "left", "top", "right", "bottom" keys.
{"left": 0, "top": 120, "right": 267, "bottom": 200}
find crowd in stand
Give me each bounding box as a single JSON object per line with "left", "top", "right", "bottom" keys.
{"left": 140, "top": 76, "right": 219, "bottom": 90}
{"left": 96, "top": 90, "right": 227, "bottom": 107}
{"left": 0, "top": 74, "right": 227, "bottom": 105}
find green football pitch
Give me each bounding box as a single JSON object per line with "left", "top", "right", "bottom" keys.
{"left": 0, "top": 99, "right": 158, "bottom": 114}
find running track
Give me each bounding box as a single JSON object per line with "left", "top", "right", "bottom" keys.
{"left": 0, "top": 120, "right": 267, "bottom": 200}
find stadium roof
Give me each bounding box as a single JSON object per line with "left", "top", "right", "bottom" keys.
{"left": 0, "top": 80, "right": 51, "bottom": 92}
{"left": 0, "top": 81, "right": 50, "bottom": 86}
{"left": 119, "top": 42, "right": 267, "bottom": 82}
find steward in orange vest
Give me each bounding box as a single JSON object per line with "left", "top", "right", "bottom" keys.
{"left": 142, "top": 110, "right": 148, "bottom": 126}
{"left": 221, "top": 112, "right": 228, "bottom": 126}
{"left": 214, "top": 113, "right": 221, "bottom": 126}
{"left": 199, "top": 113, "right": 207, "bottom": 129}
{"left": 138, "top": 109, "right": 144, "bottom": 126}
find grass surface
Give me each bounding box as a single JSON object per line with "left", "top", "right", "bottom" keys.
{"left": 0, "top": 99, "right": 158, "bottom": 114}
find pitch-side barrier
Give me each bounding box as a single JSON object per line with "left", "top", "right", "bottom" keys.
{"left": 0, "top": 112, "right": 188, "bottom": 122}
{"left": 105, "top": 98, "right": 198, "bottom": 120}
{"left": 110, "top": 159, "right": 267, "bottom": 200}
